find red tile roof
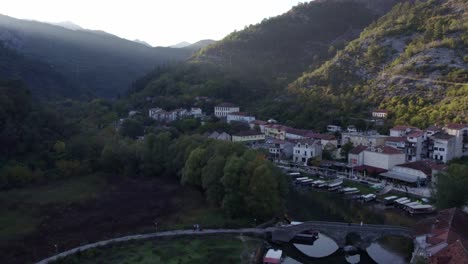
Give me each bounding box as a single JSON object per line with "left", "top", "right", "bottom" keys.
{"left": 416, "top": 208, "right": 468, "bottom": 258}
{"left": 391, "top": 125, "right": 418, "bottom": 131}
{"left": 385, "top": 136, "right": 406, "bottom": 142}
{"left": 408, "top": 131, "right": 425, "bottom": 137}
{"left": 366, "top": 145, "right": 403, "bottom": 155}
{"left": 234, "top": 130, "right": 264, "bottom": 137}
{"left": 395, "top": 160, "right": 445, "bottom": 177}
{"left": 445, "top": 123, "right": 468, "bottom": 130}
{"left": 429, "top": 240, "right": 468, "bottom": 264}
{"left": 349, "top": 145, "right": 367, "bottom": 155}
{"left": 284, "top": 127, "right": 313, "bottom": 137}
{"left": 308, "top": 133, "right": 336, "bottom": 140}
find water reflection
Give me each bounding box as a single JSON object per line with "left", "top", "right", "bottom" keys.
{"left": 367, "top": 243, "right": 407, "bottom": 264}
{"left": 282, "top": 188, "right": 417, "bottom": 263}
{"left": 293, "top": 233, "right": 338, "bottom": 258}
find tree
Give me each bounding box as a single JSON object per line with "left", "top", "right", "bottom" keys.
{"left": 181, "top": 147, "right": 208, "bottom": 187}
{"left": 340, "top": 142, "right": 354, "bottom": 160}
{"left": 433, "top": 164, "right": 468, "bottom": 209}
{"left": 201, "top": 156, "right": 226, "bottom": 206}
{"left": 120, "top": 119, "right": 144, "bottom": 139}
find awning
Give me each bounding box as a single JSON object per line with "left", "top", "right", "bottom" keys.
{"left": 379, "top": 171, "right": 426, "bottom": 183}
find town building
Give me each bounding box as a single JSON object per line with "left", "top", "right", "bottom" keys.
{"left": 214, "top": 103, "right": 240, "bottom": 118}
{"left": 362, "top": 146, "right": 406, "bottom": 170}
{"left": 389, "top": 125, "right": 419, "bottom": 137}
{"left": 264, "top": 124, "right": 288, "bottom": 140}
{"left": 372, "top": 109, "right": 389, "bottom": 119}
{"left": 444, "top": 123, "right": 468, "bottom": 158}
{"left": 326, "top": 125, "right": 341, "bottom": 133}
{"left": 379, "top": 160, "right": 446, "bottom": 186}
{"left": 190, "top": 107, "right": 203, "bottom": 117}
{"left": 348, "top": 145, "right": 367, "bottom": 166}
{"left": 293, "top": 139, "right": 322, "bottom": 165}
{"left": 227, "top": 112, "right": 255, "bottom": 124}
{"left": 343, "top": 132, "right": 388, "bottom": 147}
{"left": 413, "top": 208, "right": 468, "bottom": 264}
{"left": 429, "top": 132, "right": 457, "bottom": 163}
{"left": 285, "top": 127, "right": 314, "bottom": 140}
{"left": 406, "top": 130, "right": 426, "bottom": 162}
{"left": 385, "top": 136, "right": 406, "bottom": 150}
{"left": 266, "top": 139, "right": 294, "bottom": 160}
{"left": 308, "top": 133, "right": 338, "bottom": 149}
{"left": 207, "top": 131, "right": 232, "bottom": 142}
{"left": 232, "top": 130, "right": 265, "bottom": 143}
{"left": 249, "top": 120, "right": 268, "bottom": 133}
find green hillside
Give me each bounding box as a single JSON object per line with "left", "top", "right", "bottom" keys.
{"left": 289, "top": 0, "right": 468, "bottom": 128}
{"left": 128, "top": 0, "right": 404, "bottom": 121}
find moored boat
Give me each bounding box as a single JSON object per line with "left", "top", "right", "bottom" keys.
{"left": 263, "top": 249, "right": 283, "bottom": 264}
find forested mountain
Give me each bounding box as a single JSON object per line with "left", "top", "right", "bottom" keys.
{"left": 130, "top": 0, "right": 466, "bottom": 129}
{"left": 289, "top": 0, "right": 468, "bottom": 128}
{"left": 0, "top": 14, "right": 193, "bottom": 98}
{"left": 192, "top": 0, "right": 396, "bottom": 81}
{"left": 128, "top": 0, "right": 405, "bottom": 127}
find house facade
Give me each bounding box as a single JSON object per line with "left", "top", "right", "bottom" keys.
{"left": 293, "top": 139, "right": 322, "bottom": 165}
{"left": 429, "top": 132, "right": 457, "bottom": 163}
{"left": 343, "top": 132, "right": 388, "bottom": 147}
{"left": 232, "top": 130, "right": 265, "bottom": 143}
{"left": 372, "top": 109, "right": 389, "bottom": 118}
{"left": 444, "top": 123, "right": 468, "bottom": 158}
{"left": 249, "top": 120, "right": 268, "bottom": 133}
{"left": 389, "top": 125, "right": 419, "bottom": 137}
{"left": 214, "top": 103, "right": 240, "bottom": 118}
{"left": 227, "top": 112, "right": 255, "bottom": 124}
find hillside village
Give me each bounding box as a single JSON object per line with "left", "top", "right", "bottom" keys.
{"left": 138, "top": 102, "right": 467, "bottom": 191}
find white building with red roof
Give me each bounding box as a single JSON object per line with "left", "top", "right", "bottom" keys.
{"left": 214, "top": 103, "right": 240, "bottom": 117}
{"left": 443, "top": 123, "right": 468, "bottom": 158}
{"left": 390, "top": 125, "right": 420, "bottom": 137}
{"left": 226, "top": 112, "right": 255, "bottom": 124}
{"left": 372, "top": 109, "right": 389, "bottom": 118}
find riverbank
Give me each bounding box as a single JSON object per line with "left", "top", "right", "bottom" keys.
{"left": 53, "top": 235, "right": 261, "bottom": 264}
{"left": 0, "top": 175, "right": 250, "bottom": 264}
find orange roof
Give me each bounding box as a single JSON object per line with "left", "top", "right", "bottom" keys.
{"left": 445, "top": 123, "right": 468, "bottom": 130}
{"left": 430, "top": 240, "right": 468, "bottom": 264}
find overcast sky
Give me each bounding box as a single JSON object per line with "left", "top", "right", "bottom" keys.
{"left": 2, "top": 0, "right": 307, "bottom": 46}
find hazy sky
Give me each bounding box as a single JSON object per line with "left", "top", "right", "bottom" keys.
{"left": 2, "top": 0, "right": 307, "bottom": 46}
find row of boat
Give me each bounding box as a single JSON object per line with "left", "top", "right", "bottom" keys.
{"left": 292, "top": 176, "right": 377, "bottom": 202}
{"left": 381, "top": 196, "right": 435, "bottom": 214}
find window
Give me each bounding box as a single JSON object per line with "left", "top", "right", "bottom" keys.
{"left": 439, "top": 148, "right": 445, "bottom": 151}
{"left": 434, "top": 147, "right": 438, "bottom": 151}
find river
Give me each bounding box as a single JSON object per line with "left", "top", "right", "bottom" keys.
{"left": 274, "top": 187, "right": 422, "bottom": 263}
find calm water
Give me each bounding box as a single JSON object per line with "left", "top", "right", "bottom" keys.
{"left": 277, "top": 188, "right": 420, "bottom": 263}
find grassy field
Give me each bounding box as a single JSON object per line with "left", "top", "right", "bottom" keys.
{"left": 0, "top": 174, "right": 105, "bottom": 240}
{"left": 54, "top": 236, "right": 261, "bottom": 264}
{"left": 342, "top": 179, "right": 376, "bottom": 194}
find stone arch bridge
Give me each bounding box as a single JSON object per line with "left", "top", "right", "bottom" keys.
{"left": 270, "top": 221, "right": 412, "bottom": 249}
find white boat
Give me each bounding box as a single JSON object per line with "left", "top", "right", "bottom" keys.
{"left": 340, "top": 187, "right": 360, "bottom": 194}
{"left": 263, "top": 249, "right": 282, "bottom": 264}
{"left": 395, "top": 199, "right": 411, "bottom": 208}
{"left": 299, "top": 179, "right": 314, "bottom": 186}
{"left": 288, "top": 172, "right": 301, "bottom": 177}
{"left": 383, "top": 196, "right": 398, "bottom": 205}
{"left": 327, "top": 180, "right": 343, "bottom": 191}
{"left": 407, "top": 204, "right": 435, "bottom": 215}
{"left": 294, "top": 177, "right": 308, "bottom": 184}
{"left": 360, "top": 194, "right": 376, "bottom": 202}
{"left": 312, "top": 180, "right": 325, "bottom": 187}
{"left": 403, "top": 201, "right": 421, "bottom": 211}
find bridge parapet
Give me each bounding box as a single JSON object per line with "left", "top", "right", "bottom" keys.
{"left": 270, "top": 221, "right": 412, "bottom": 249}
